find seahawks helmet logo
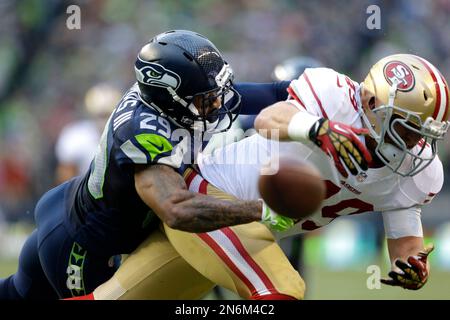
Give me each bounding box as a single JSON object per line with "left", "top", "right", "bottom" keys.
{"left": 135, "top": 58, "right": 181, "bottom": 90}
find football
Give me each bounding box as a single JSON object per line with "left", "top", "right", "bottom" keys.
{"left": 258, "top": 157, "right": 326, "bottom": 220}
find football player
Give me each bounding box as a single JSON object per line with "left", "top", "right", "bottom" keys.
{"left": 0, "top": 30, "right": 299, "bottom": 299}
{"left": 79, "top": 53, "right": 447, "bottom": 300}
{"left": 251, "top": 53, "right": 446, "bottom": 290}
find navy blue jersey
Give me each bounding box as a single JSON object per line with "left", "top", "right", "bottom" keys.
{"left": 68, "top": 81, "right": 289, "bottom": 255}
{"left": 70, "top": 84, "right": 191, "bottom": 254}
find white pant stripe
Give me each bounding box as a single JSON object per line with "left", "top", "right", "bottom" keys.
{"left": 206, "top": 229, "right": 271, "bottom": 295}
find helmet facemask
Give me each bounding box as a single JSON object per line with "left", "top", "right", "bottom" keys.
{"left": 172, "top": 63, "right": 241, "bottom": 133}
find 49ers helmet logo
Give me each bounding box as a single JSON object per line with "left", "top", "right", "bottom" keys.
{"left": 383, "top": 61, "right": 415, "bottom": 92}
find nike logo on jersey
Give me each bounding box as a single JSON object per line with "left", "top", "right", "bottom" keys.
{"left": 135, "top": 133, "right": 174, "bottom": 161}
{"left": 148, "top": 140, "right": 165, "bottom": 152}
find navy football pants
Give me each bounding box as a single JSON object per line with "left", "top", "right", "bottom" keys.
{"left": 0, "top": 179, "right": 118, "bottom": 299}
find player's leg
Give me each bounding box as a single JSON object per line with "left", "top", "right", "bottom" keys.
{"left": 164, "top": 222, "right": 304, "bottom": 300}
{"left": 0, "top": 230, "right": 58, "bottom": 299}
{"left": 37, "top": 225, "right": 119, "bottom": 298}
{"left": 32, "top": 178, "right": 118, "bottom": 298}
{"left": 78, "top": 222, "right": 301, "bottom": 301}
{"left": 0, "top": 180, "right": 83, "bottom": 300}
{"left": 68, "top": 168, "right": 304, "bottom": 300}
{"left": 167, "top": 170, "right": 305, "bottom": 300}
{"left": 83, "top": 227, "right": 215, "bottom": 300}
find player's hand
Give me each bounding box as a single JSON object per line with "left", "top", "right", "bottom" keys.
{"left": 381, "top": 244, "right": 434, "bottom": 290}
{"left": 260, "top": 200, "right": 295, "bottom": 232}
{"left": 309, "top": 118, "right": 372, "bottom": 177}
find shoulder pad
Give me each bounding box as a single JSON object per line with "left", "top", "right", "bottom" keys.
{"left": 288, "top": 68, "right": 360, "bottom": 124}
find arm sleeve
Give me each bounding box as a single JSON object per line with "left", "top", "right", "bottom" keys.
{"left": 234, "top": 81, "right": 290, "bottom": 115}
{"left": 382, "top": 207, "right": 423, "bottom": 239}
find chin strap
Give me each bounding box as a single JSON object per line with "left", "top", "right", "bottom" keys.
{"left": 378, "top": 143, "right": 403, "bottom": 165}
{"left": 359, "top": 80, "right": 400, "bottom": 156}
{"left": 166, "top": 87, "right": 220, "bottom": 133}
{"left": 166, "top": 86, "right": 188, "bottom": 107}
{"left": 191, "top": 118, "right": 219, "bottom": 132}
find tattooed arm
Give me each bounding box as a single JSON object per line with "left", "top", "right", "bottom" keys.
{"left": 135, "top": 164, "right": 262, "bottom": 233}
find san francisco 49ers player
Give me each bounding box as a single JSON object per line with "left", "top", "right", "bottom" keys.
{"left": 246, "top": 53, "right": 447, "bottom": 289}
{"left": 74, "top": 54, "right": 448, "bottom": 300}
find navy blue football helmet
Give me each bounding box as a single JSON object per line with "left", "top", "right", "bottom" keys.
{"left": 135, "top": 30, "right": 241, "bottom": 132}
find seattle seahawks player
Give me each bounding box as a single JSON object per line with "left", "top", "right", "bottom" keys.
{"left": 0, "top": 30, "right": 295, "bottom": 299}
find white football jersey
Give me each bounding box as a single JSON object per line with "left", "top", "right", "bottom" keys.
{"left": 198, "top": 68, "right": 444, "bottom": 240}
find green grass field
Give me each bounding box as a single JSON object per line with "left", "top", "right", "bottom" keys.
{"left": 202, "top": 265, "right": 450, "bottom": 300}
{"left": 0, "top": 259, "right": 19, "bottom": 278}
{"left": 2, "top": 257, "right": 449, "bottom": 299}
{"left": 1, "top": 226, "right": 449, "bottom": 300}
{"left": 305, "top": 266, "right": 450, "bottom": 300}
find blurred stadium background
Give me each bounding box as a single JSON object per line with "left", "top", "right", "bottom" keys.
{"left": 1, "top": 0, "right": 450, "bottom": 299}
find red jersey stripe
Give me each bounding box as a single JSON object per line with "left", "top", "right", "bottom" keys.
{"left": 287, "top": 86, "right": 306, "bottom": 109}
{"left": 303, "top": 72, "right": 329, "bottom": 119}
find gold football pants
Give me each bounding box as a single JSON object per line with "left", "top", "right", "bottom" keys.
{"left": 93, "top": 169, "right": 305, "bottom": 300}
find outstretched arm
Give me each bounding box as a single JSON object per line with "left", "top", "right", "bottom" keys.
{"left": 387, "top": 237, "right": 427, "bottom": 263}
{"left": 235, "top": 81, "right": 290, "bottom": 115}
{"left": 381, "top": 208, "right": 433, "bottom": 290}
{"left": 254, "top": 101, "right": 300, "bottom": 140}
{"left": 255, "top": 100, "right": 372, "bottom": 177}
{"left": 135, "top": 164, "right": 262, "bottom": 233}
{"left": 382, "top": 237, "right": 433, "bottom": 290}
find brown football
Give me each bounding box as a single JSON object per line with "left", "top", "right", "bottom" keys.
{"left": 258, "top": 157, "right": 326, "bottom": 220}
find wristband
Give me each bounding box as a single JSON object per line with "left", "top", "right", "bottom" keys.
{"left": 287, "top": 111, "right": 321, "bottom": 142}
